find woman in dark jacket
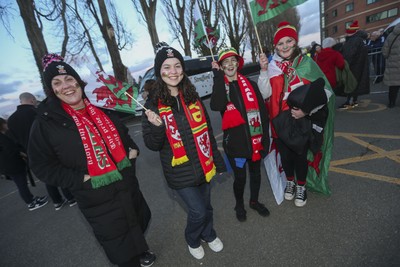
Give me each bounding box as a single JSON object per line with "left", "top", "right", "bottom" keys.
{"left": 142, "top": 43, "right": 226, "bottom": 260}
{"left": 210, "top": 47, "right": 270, "bottom": 222}
{"left": 28, "top": 54, "right": 154, "bottom": 267}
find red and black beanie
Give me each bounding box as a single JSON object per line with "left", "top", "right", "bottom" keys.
{"left": 153, "top": 42, "right": 185, "bottom": 78}
{"left": 42, "top": 53, "right": 84, "bottom": 96}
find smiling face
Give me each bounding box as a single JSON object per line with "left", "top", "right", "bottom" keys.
{"left": 160, "top": 57, "right": 184, "bottom": 93}
{"left": 221, "top": 55, "right": 238, "bottom": 81}
{"left": 51, "top": 75, "right": 84, "bottom": 109}
{"left": 275, "top": 36, "right": 297, "bottom": 59}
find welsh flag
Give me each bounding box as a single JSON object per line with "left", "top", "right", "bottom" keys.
{"left": 248, "top": 0, "right": 308, "bottom": 25}
{"left": 84, "top": 67, "right": 138, "bottom": 114}
{"left": 193, "top": 1, "right": 219, "bottom": 48}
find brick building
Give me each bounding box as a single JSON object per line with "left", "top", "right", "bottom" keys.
{"left": 321, "top": 0, "right": 399, "bottom": 42}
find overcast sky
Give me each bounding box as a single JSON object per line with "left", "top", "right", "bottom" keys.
{"left": 0, "top": 0, "right": 320, "bottom": 117}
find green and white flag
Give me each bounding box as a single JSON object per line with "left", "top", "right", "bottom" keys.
{"left": 193, "top": 1, "right": 207, "bottom": 47}
{"left": 248, "top": 0, "right": 308, "bottom": 25}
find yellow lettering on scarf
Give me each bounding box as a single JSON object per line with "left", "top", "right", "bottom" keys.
{"left": 189, "top": 103, "right": 202, "bottom": 122}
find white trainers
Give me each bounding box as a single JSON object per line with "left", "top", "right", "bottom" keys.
{"left": 294, "top": 185, "right": 307, "bottom": 207}
{"left": 284, "top": 181, "right": 296, "bottom": 200}
{"left": 188, "top": 245, "right": 204, "bottom": 259}
{"left": 207, "top": 237, "right": 223, "bottom": 252}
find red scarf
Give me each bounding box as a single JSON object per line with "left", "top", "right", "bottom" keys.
{"left": 62, "top": 99, "right": 130, "bottom": 189}
{"left": 158, "top": 94, "right": 216, "bottom": 182}
{"left": 222, "top": 74, "right": 263, "bottom": 161}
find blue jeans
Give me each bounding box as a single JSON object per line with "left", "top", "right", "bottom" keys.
{"left": 175, "top": 183, "right": 216, "bottom": 248}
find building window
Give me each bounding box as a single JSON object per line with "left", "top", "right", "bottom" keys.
{"left": 366, "top": 8, "right": 398, "bottom": 23}
{"left": 367, "top": 0, "right": 378, "bottom": 4}
{"left": 332, "top": 9, "right": 337, "bottom": 17}
{"left": 333, "top": 26, "right": 338, "bottom": 34}
{"left": 345, "top": 21, "right": 352, "bottom": 29}
{"left": 346, "top": 3, "right": 354, "bottom": 12}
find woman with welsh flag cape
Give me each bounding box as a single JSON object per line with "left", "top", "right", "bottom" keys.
{"left": 258, "top": 21, "right": 335, "bottom": 207}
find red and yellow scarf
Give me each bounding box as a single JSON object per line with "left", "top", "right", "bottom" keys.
{"left": 222, "top": 74, "right": 264, "bottom": 161}
{"left": 158, "top": 94, "right": 216, "bottom": 182}
{"left": 62, "top": 99, "right": 130, "bottom": 189}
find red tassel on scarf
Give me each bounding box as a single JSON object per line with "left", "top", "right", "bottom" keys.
{"left": 222, "top": 102, "right": 246, "bottom": 130}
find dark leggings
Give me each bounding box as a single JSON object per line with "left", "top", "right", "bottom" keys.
{"left": 275, "top": 138, "right": 308, "bottom": 185}
{"left": 228, "top": 156, "right": 261, "bottom": 206}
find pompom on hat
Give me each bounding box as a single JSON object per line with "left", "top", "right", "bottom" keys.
{"left": 273, "top": 21, "right": 298, "bottom": 46}
{"left": 153, "top": 42, "right": 185, "bottom": 78}
{"left": 346, "top": 20, "right": 360, "bottom": 35}
{"left": 322, "top": 37, "right": 337, "bottom": 48}
{"left": 42, "top": 53, "right": 84, "bottom": 96}
{"left": 217, "top": 47, "right": 244, "bottom": 71}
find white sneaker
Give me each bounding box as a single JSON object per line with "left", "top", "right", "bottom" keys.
{"left": 188, "top": 245, "right": 204, "bottom": 259}
{"left": 207, "top": 237, "right": 223, "bottom": 252}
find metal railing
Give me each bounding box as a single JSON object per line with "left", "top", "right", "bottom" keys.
{"left": 368, "top": 48, "right": 385, "bottom": 83}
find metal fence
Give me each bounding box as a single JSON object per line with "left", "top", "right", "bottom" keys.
{"left": 368, "top": 48, "right": 385, "bottom": 83}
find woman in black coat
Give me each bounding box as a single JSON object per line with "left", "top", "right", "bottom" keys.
{"left": 28, "top": 54, "right": 154, "bottom": 267}
{"left": 210, "top": 47, "right": 270, "bottom": 222}
{"left": 142, "top": 43, "right": 226, "bottom": 260}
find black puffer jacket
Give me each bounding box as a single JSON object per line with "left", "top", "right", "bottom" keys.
{"left": 0, "top": 132, "right": 26, "bottom": 176}
{"left": 210, "top": 70, "right": 270, "bottom": 158}
{"left": 142, "top": 96, "right": 226, "bottom": 190}
{"left": 342, "top": 30, "right": 370, "bottom": 96}
{"left": 28, "top": 96, "right": 150, "bottom": 265}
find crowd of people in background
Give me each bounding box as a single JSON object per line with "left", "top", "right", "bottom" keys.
{"left": 0, "top": 17, "right": 399, "bottom": 267}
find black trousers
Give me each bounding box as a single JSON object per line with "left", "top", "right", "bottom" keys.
{"left": 275, "top": 138, "right": 308, "bottom": 184}
{"left": 389, "top": 86, "right": 399, "bottom": 105}
{"left": 10, "top": 171, "right": 34, "bottom": 204}
{"left": 227, "top": 156, "right": 262, "bottom": 206}
{"left": 46, "top": 184, "right": 74, "bottom": 204}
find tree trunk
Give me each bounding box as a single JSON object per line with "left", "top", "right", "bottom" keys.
{"left": 15, "top": 0, "right": 48, "bottom": 90}
{"left": 97, "top": 0, "right": 126, "bottom": 82}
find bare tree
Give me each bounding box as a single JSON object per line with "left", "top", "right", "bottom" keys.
{"left": 130, "top": 0, "right": 159, "bottom": 52}
{"left": 161, "top": 0, "right": 193, "bottom": 56}
{"left": 87, "top": 0, "right": 127, "bottom": 82}
{"left": 218, "top": 0, "right": 248, "bottom": 55}
{"left": 14, "top": 0, "right": 49, "bottom": 88}
{"left": 194, "top": 0, "right": 224, "bottom": 57}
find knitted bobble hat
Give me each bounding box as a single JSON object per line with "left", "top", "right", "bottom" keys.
{"left": 217, "top": 47, "right": 244, "bottom": 71}
{"left": 322, "top": 37, "right": 337, "bottom": 48}
{"left": 273, "top": 21, "right": 298, "bottom": 46}
{"left": 153, "top": 42, "right": 185, "bottom": 78}
{"left": 42, "top": 53, "right": 84, "bottom": 96}
{"left": 346, "top": 20, "right": 360, "bottom": 35}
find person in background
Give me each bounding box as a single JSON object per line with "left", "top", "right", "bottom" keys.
{"left": 309, "top": 42, "right": 321, "bottom": 60}
{"left": 142, "top": 79, "right": 156, "bottom": 104}
{"left": 382, "top": 23, "right": 400, "bottom": 108}
{"left": 316, "top": 37, "right": 345, "bottom": 90}
{"left": 0, "top": 117, "right": 48, "bottom": 211}
{"left": 28, "top": 54, "right": 155, "bottom": 267}
{"left": 339, "top": 20, "right": 370, "bottom": 109}
{"left": 258, "top": 21, "right": 335, "bottom": 207}
{"left": 210, "top": 47, "right": 270, "bottom": 222}
{"left": 7, "top": 92, "right": 77, "bottom": 210}
{"left": 367, "top": 31, "right": 385, "bottom": 84}
{"left": 142, "top": 43, "right": 226, "bottom": 260}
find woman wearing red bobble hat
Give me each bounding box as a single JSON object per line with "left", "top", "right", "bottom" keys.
{"left": 210, "top": 47, "right": 270, "bottom": 222}
{"left": 28, "top": 53, "right": 155, "bottom": 267}
{"left": 258, "top": 22, "right": 335, "bottom": 207}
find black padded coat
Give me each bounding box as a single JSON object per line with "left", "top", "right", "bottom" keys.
{"left": 28, "top": 96, "right": 150, "bottom": 265}
{"left": 142, "top": 96, "right": 226, "bottom": 190}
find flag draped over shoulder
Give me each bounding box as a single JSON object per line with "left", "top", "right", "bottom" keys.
{"left": 248, "top": 0, "right": 308, "bottom": 24}
{"left": 193, "top": 1, "right": 219, "bottom": 48}
{"left": 84, "top": 68, "right": 138, "bottom": 114}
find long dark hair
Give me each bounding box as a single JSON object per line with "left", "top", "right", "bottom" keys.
{"left": 152, "top": 73, "right": 199, "bottom": 106}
